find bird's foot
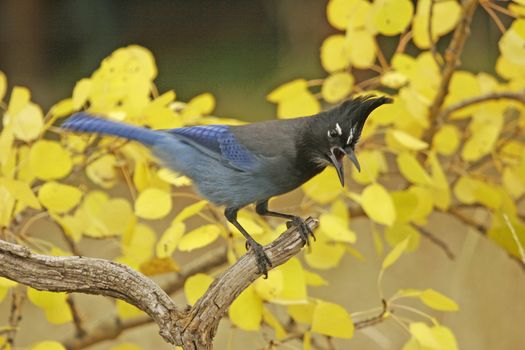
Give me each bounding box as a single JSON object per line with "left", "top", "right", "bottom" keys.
{"left": 245, "top": 239, "right": 272, "bottom": 278}
{"left": 286, "top": 216, "right": 315, "bottom": 245}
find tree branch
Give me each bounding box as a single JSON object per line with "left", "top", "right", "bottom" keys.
{"left": 437, "top": 90, "right": 525, "bottom": 120}
{"left": 63, "top": 246, "right": 228, "bottom": 350}
{"left": 0, "top": 218, "right": 319, "bottom": 349}
{"left": 424, "top": 0, "right": 479, "bottom": 141}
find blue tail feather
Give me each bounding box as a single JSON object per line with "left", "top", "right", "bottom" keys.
{"left": 62, "top": 112, "right": 159, "bottom": 146}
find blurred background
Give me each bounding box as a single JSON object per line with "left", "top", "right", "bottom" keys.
{"left": 0, "top": 0, "right": 502, "bottom": 121}
{"left": 1, "top": 1, "right": 522, "bottom": 350}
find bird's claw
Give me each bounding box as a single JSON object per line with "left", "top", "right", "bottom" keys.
{"left": 286, "top": 216, "right": 315, "bottom": 245}
{"left": 246, "top": 240, "right": 272, "bottom": 278}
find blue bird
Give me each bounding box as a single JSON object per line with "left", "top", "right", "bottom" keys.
{"left": 62, "top": 95, "right": 391, "bottom": 275}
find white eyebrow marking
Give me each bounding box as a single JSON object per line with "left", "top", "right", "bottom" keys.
{"left": 346, "top": 126, "right": 355, "bottom": 145}
{"left": 335, "top": 123, "right": 342, "bottom": 135}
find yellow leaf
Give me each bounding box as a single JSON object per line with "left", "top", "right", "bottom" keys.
{"left": 432, "top": 325, "right": 459, "bottom": 350}
{"left": 304, "top": 232, "right": 346, "bottom": 269}
{"left": 432, "top": 124, "right": 460, "bottom": 155}
{"left": 382, "top": 238, "right": 409, "bottom": 270}
{"left": 408, "top": 186, "right": 434, "bottom": 224}
{"left": 304, "top": 270, "right": 328, "bottom": 286}
{"left": 267, "top": 79, "right": 308, "bottom": 102}
{"left": 302, "top": 167, "right": 344, "bottom": 204}
{"left": 267, "top": 79, "right": 320, "bottom": 118}
{"left": 49, "top": 98, "right": 75, "bottom": 118}
{"left": 229, "top": 286, "right": 262, "bottom": 331}
{"left": 27, "top": 288, "right": 72, "bottom": 324}
{"left": 86, "top": 154, "right": 117, "bottom": 188}
{"left": 184, "top": 273, "right": 214, "bottom": 305}
{"left": 454, "top": 176, "right": 502, "bottom": 209}
{"left": 397, "top": 152, "right": 432, "bottom": 185}
{"left": 139, "top": 257, "right": 180, "bottom": 276}
{"left": 157, "top": 168, "right": 191, "bottom": 187}
{"left": 278, "top": 92, "right": 320, "bottom": 119}
{"left": 188, "top": 93, "right": 215, "bottom": 115}
{"left": 320, "top": 35, "right": 351, "bottom": 72}
{"left": 499, "top": 19, "right": 525, "bottom": 66}
{"left": 361, "top": 183, "right": 396, "bottom": 226}
{"left": 428, "top": 153, "right": 450, "bottom": 210}
{"left": 0, "top": 71, "right": 6, "bottom": 102}
{"left": 413, "top": 0, "right": 461, "bottom": 49}
{"left": 345, "top": 29, "right": 376, "bottom": 69}
{"left": 319, "top": 213, "right": 356, "bottom": 243}
{"left": 503, "top": 167, "right": 525, "bottom": 198}
{"left": 409, "top": 322, "right": 440, "bottom": 349}
{"left": 268, "top": 258, "right": 307, "bottom": 304}
{"left": 72, "top": 78, "right": 92, "bottom": 109}
{"left": 6, "top": 86, "right": 30, "bottom": 117}
{"left": 311, "top": 300, "right": 354, "bottom": 339}
{"left": 262, "top": 307, "right": 287, "bottom": 340}
{"left": 381, "top": 71, "right": 408, "bottom": 89}
{"left": 420, "top": 289, "right": 459, "bottom": 311}
{"left": 135, "top": 188, "right": 172, "bottom": 219}
{"left": 116, "top": 300, "right": 144, "bottom": 320}
{"left": 30, "top": 341, "right": 66, "bottom": 350}
{"left": 391, "top": 190, "right": 419, "bottom": 224}
{"left": 462, "top": 110, "right": 504, "bottom": 161}
{"left": 10, "top": 103, "right": 44, "bottom": 142}
{"left": 38, "top": 182, "right": 82, "bottom": 213}
{"left": 29, "top": 140, "right": 73, "bottom": 180}
{"left": 321, "top": 72, "right": 354, "bottom": 103}
{"left": 351, "top": 149, "right": 388, "bottom": 184}
{"left": 287, "top": 301, "right": 316, "bottom": 324}
{"left": 173, "top": 200, "right": 208, "bottom": 223}
{"left": 496, "top": 55, "right": 525, "bottom": 80}
{"left": 0, "top": 178, "right": 40, "bottom": 209}
{"left": 390, "top": 129, "right": 429, "bottom": 151}
{"left": 121, "top": 223, "right": 156, "bottom": 266}
{"left": 156, "top": 222, "right": 185, "bottom": 258}
{"left": 0, "top": 186, "right": 15, "bottom": 227}
{"left": 374, "top": 0, "right": 414, "bottom": 36}
{"left": 178, "top": 224, "right": 220, "bottom": 252}
{"left": 444, "top": 71, "right": 482, "bottom": 118}
{"left": 255, "top": 270, "right": 283, "bottom": 301}
{"left": 327, "top": 0, "right": 371, "bottom": 31}
{"left": 385, "top": 223, "right": 420, "bottom": 252}
{"left": 82, "top": 192, "right": 135, "bottom": 237}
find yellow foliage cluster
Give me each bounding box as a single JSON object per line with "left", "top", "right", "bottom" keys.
{"left": 0, "top": 1, "right": 524, "bottom": 349}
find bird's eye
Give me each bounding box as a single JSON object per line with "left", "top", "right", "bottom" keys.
{"left": 328, "top": 129, "right": 339, "bottom": 138}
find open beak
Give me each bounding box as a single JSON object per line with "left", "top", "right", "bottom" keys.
{"left": 328, "top": 147, "right": 361, "bottom": 187}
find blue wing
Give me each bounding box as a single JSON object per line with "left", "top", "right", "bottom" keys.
{"left": 166, "top": 125, "right": 258, "bottom": 172}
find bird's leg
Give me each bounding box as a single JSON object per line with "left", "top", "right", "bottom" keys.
{"left": 224, "top": 207, "right": 272, "bottom": 277}
{"left": 255, "top": 200, "right": 315, "bottom": 245}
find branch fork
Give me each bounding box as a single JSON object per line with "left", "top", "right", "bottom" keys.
{"left": 0, "top": 218, "right": 319, "bottom": 349}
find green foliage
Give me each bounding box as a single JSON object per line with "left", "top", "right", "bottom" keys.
{"left": 1, "top": 1, "right": 525, "bottom": 349}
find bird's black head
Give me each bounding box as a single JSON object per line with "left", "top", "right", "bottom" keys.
{"left": 307, "top": 95, "right": 392, "bottom": 186}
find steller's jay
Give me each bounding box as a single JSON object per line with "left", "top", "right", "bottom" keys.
{"left": 62, "top": 95, "right": 391, "bottom": 276}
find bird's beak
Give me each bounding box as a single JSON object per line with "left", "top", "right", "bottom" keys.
{"left": 347, "top": 148, "right": 361, "bottom": 172}
{"left": 328, "top": 147, "right": 346, "bottom": 187}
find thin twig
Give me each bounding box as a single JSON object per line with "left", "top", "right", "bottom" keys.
{"left": 1, "top": 288, "right": 25, "bottom": 350}
{"left": 419, "top": 227, "right": 455, "bottom": 260}
{"left": 437, "top": 90, "right": 525, "bottom": 120}
{"left": 481, "top": 1, "right": 507, "bottom": 34}
{"left": 66, "top": 295, "right": 87, "bottom": 339}
{"left": 424, "top": 0, "right": 479, "bottom": 142}
{"left": 428, "top": 0, "right": 442, "bottom": 69}
{"left": 503, "top": 214, "right": 525, "bottom": 265}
